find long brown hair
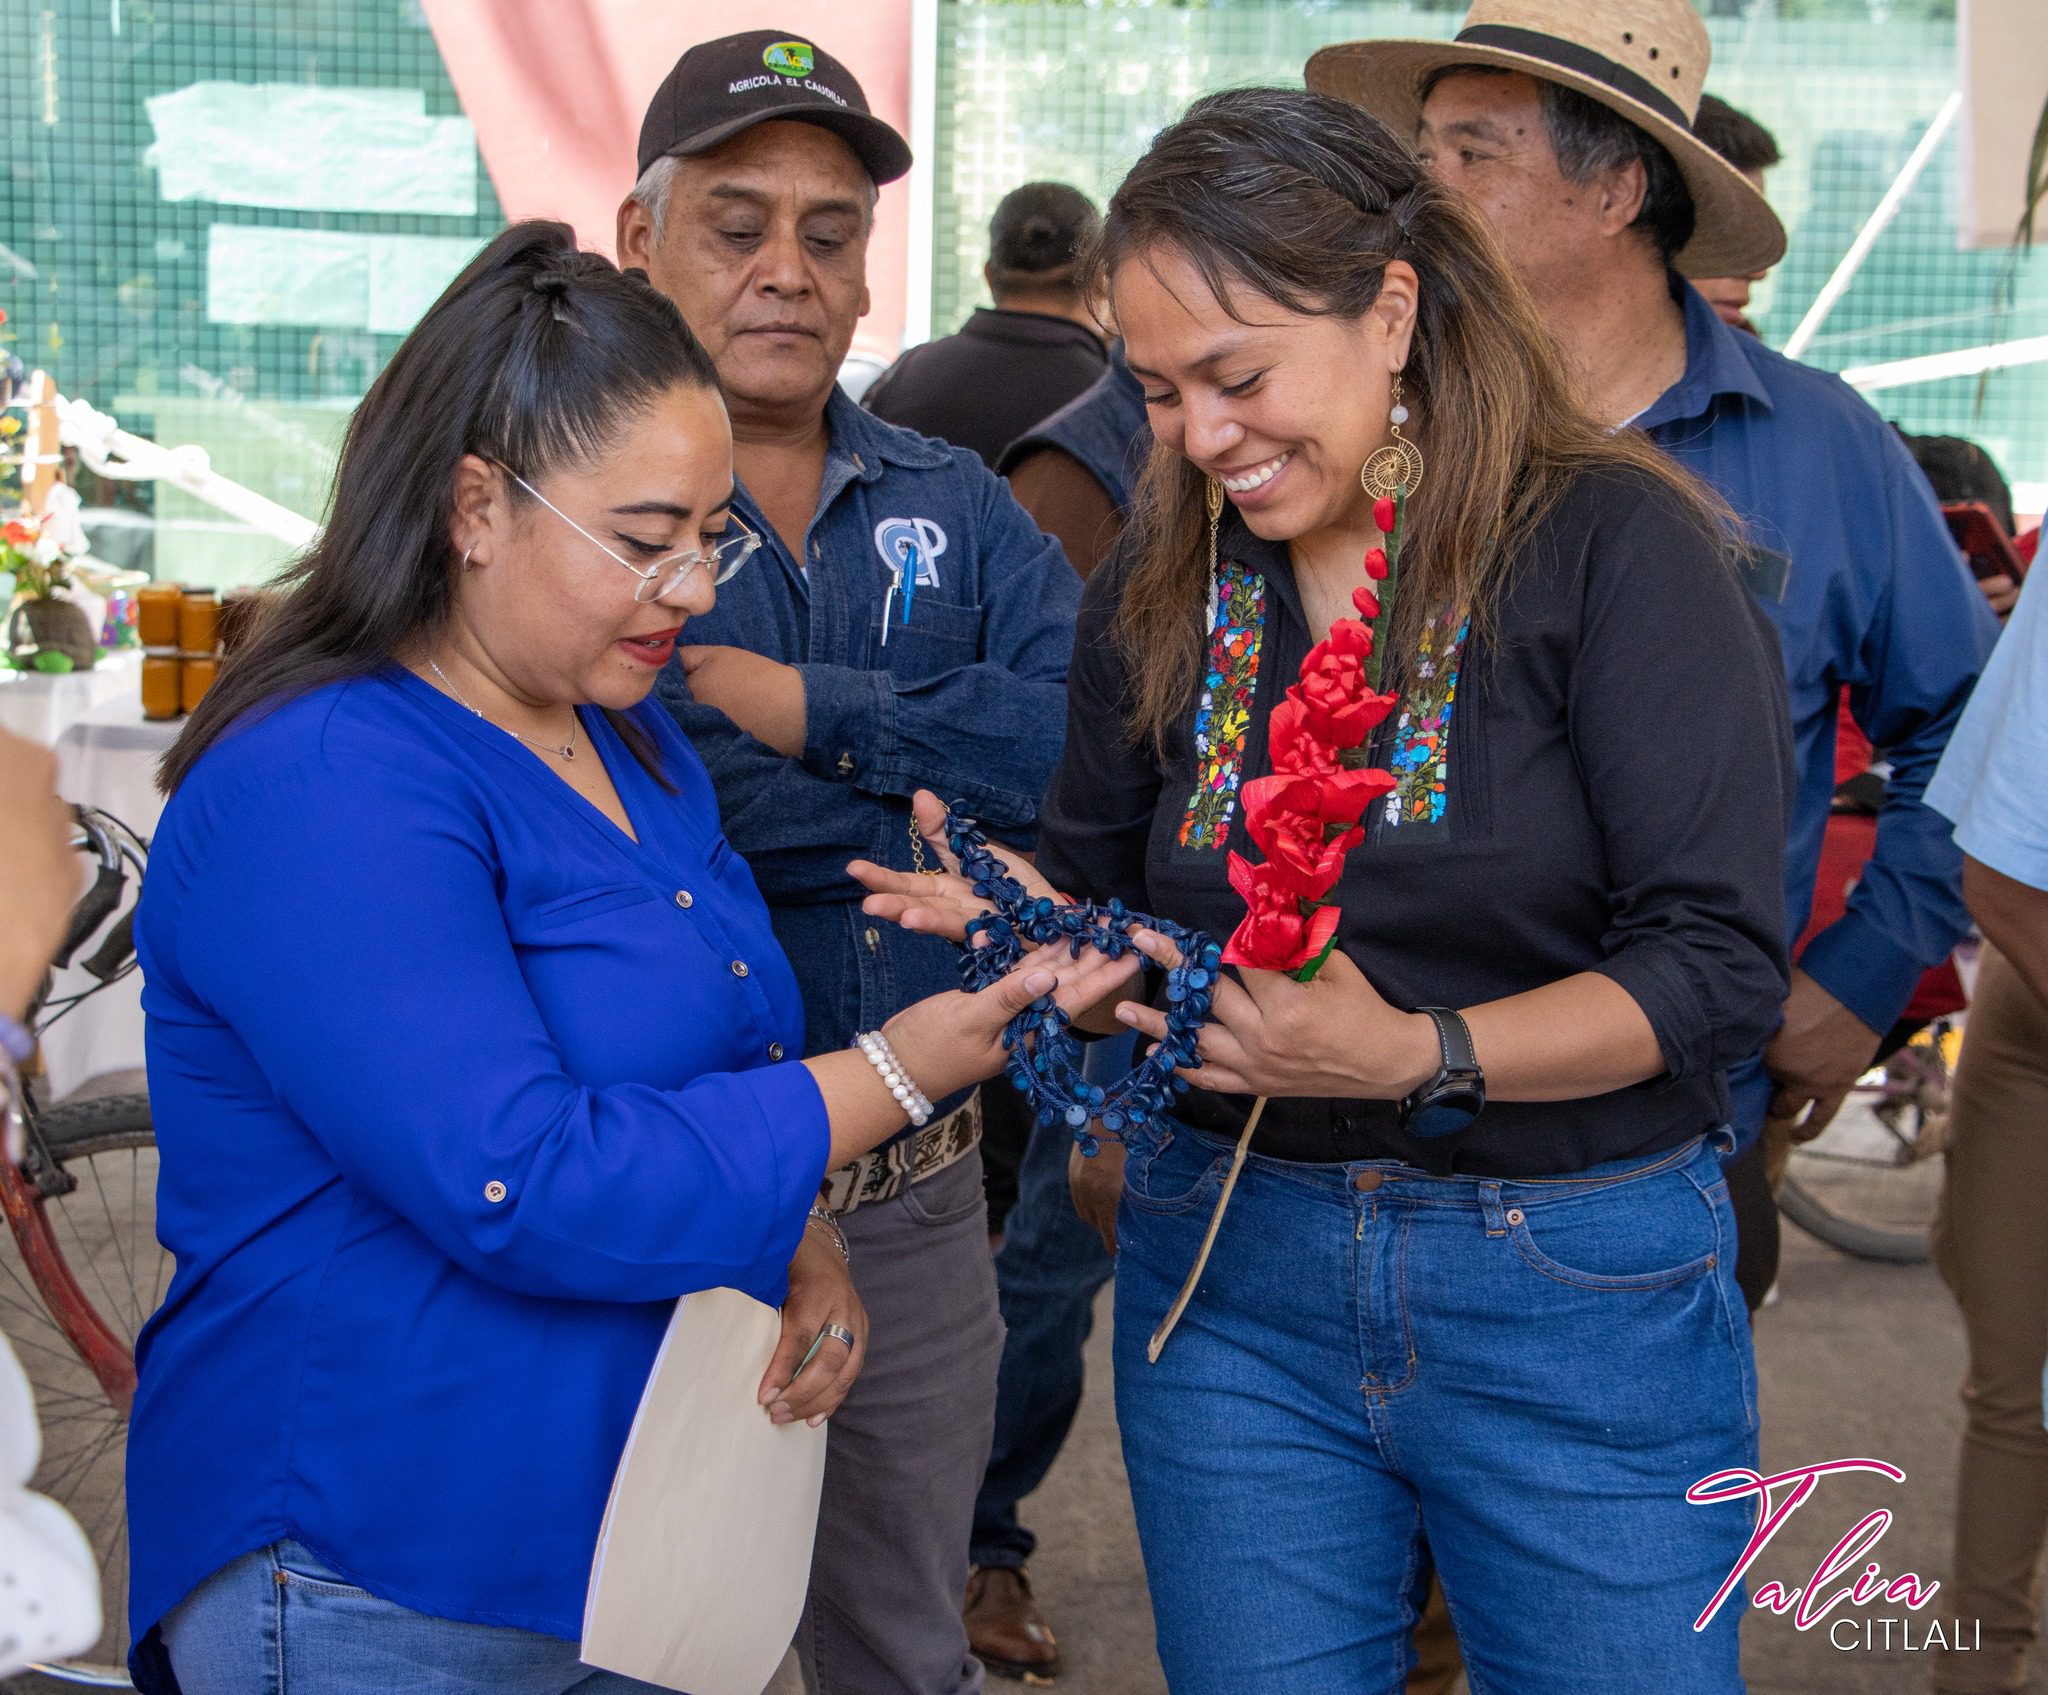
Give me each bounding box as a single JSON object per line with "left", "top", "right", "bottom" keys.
{"left": 1095, "top": 86, "right": 1724, "bottom": 747}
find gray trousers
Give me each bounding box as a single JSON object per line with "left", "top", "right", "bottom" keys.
{"left": 798, "top": 1146, "right": 1004, "bottom": 1695}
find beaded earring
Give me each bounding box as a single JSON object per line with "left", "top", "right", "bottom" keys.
{"left": 1205, "top": 474, "right": 1224, "bottom": 575}
{"left": 1359, "top": 371, "right": 1424, "bottom": 501}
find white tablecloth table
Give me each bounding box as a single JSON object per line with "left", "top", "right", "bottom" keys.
{"left": 0, "top": 649, "right": 143, "bottom": 746}
{"left": 38, "top": 697, "right": 179, "bottom": 1099}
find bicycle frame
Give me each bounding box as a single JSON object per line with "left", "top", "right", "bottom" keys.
{"left": 0, "top": 1152, "right": 136, "bottom": 1412}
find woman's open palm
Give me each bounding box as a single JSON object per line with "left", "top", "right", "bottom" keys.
{"left": 849, "top": 789, "right": 1064, "bottom": 946}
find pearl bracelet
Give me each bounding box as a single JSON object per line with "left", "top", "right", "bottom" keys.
{"left": 854, "top": 1030, "right": 934, "bottom": 1128}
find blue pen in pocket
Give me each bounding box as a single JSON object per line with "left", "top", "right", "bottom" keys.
{"left": 900, "top": 541, "right": 920, "bottom": 630}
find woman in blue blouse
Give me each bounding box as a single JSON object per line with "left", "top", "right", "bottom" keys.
{"left": 126, "top": 223, "right": 1127, "bottom": 1695}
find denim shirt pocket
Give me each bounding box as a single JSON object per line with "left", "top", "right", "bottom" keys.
{"left": 876, "top": 595, "right": 984, "bottom": 686}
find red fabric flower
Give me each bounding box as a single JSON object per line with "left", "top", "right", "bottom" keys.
{"left": 2, "top": 519, "right": 36, "bottom": 547}
{"left": 1267, "top": 696, "right": 1342, "bottom": 779}
{"left": 1363, "top": 546, "right": 1388, "bottom": 581}
{"left": 1373, "top": 495, "right": 1398, "bottom": 534}
{"left": 1243, "top": 768, "right": 1397, "bottom": 898}
{"left": 1290, "top": 619, "right": 1401, "bottom": 748}
{"left": 1352, "top": 585, "right": 1381, "bottom": 620}
{"left": 1221, "top": 853, "right": 1343, "bottom": 973}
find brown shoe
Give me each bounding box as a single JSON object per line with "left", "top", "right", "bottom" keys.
{"left": 965, "top": 1564, "right": 1062, "bottom": 1682}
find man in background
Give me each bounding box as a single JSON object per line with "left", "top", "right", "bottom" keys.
{"left": 620, "top": 32, "right": 1080, "bottom": 1694}
{"left": 865, "top": 183, "right": 1106, "bottom": 467}
{"left": 1691, "top": 93, "right": 1781, "bottom": 334}
{"left": 997, "top": 343, "right": 1150, "bottom": 581}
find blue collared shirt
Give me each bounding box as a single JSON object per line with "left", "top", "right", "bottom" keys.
{"left": 1638, "top": 282, "right": 1997, "bottom": 1134}
{"left": 657, "top": 388, "right": 1079, "bottom": 1087}
{"left": 129, "top": 674, "right": 827, "bottom": 1654}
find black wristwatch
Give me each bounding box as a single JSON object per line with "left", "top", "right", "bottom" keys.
{"left": 1399, "top": 1007, "right": 1486, "bottom": 1139}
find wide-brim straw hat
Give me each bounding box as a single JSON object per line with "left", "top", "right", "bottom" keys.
{"left": 1307, "top": 0, "right": 1787, "bottom": 279}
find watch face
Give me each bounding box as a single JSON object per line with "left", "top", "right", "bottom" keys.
{"left": 1408, "top": 1080, "right": 1485, "bottom": 1140}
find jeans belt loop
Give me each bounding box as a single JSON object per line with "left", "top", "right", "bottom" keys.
{"left": 1479, "top": 1180, "right": 1508, "bottom": 1236}
{"left": 820, "top": 1092, "right": 984, "bottom": 1217}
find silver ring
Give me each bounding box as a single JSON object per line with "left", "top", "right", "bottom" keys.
{"left": 817, "top": 1323, "right": 857, "bottom": 1352}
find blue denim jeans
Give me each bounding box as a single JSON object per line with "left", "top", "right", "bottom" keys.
{"left": 155, "top": 1540, "right": 672, "bottom": 1695}
{"left": 970, "top": 1039, "right": 1125, "bottom": 1571}
{"left": 1113, "top": 1124, "right": 1759, "bottom": 1695}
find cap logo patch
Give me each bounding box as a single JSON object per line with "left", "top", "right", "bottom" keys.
{"left": 763, "top": 40, "right": 814, "bottom": 78}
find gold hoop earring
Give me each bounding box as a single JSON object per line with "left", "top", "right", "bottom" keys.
{"left": 1205, "top": 475, "right": 1224, "bottom": 576}
{"left": 1359, "top": 371, "right": 1424, "bottom": 501}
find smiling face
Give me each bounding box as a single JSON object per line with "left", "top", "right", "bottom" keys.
{"left": 1112, "top": 243, "right": 1415, "bottom": 548}
{"left": 448, "top": 381, "right": 736, "bottom": 710}
{"left": 621, "top": 121, "right": 873, "bottom": 425}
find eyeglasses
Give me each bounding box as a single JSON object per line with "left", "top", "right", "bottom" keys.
{"left": 506, "top": 469, "right": 762, "bottom": 603}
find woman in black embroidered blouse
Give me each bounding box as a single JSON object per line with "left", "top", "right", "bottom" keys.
{"left": 857, "top": 89, "right": 1789, "bottom": 1695}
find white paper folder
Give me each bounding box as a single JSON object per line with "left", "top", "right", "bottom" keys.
{"left": 582, "top": 1286, "right": 829, "bottom": 1695}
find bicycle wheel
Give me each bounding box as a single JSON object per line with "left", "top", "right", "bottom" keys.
{"left": 0, "top": 1092, "right": 163, "bottom": 1688}
{"left": 1777, "top": 1088, "right": 1944, "bottom": 1265}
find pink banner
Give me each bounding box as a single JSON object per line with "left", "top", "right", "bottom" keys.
{"left": 421, "top": 1, "right": 914, "bottom": 360}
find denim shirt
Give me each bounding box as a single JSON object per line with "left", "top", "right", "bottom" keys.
{"left": 1638, "top": 281, "right": 1997, "bottom": 1137}
{"left": 656, "top": 388, "right": 1079, "bottom": 1101}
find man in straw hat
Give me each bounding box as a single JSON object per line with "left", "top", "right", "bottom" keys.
{"left": 1308, "top": 0, "right": 1994, "bottom": 1361}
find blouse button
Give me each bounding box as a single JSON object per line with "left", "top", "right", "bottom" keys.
{"left": 484, "top": 1180, "right": 508, "bottom": 1204}
{"left": 768, "top": 1042, "right": 785, "bottom": 1061}
{"left": 731, "top": 960, "right": 750, "bottom": 978}
{"left": 836, "top": 752, "right": 855, "bottom": 777}
{"left": 675, "top": 890, "right": 694, "bottom": 909}
{"left": 864, "top": 927, "right": 880, "bottom": 951}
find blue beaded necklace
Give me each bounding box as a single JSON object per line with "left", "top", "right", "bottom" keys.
{"left": 944, "top": 809, "right": 1223, "bottom": 1155}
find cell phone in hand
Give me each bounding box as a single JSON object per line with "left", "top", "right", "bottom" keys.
{"left": 1942, "top": 501, "right": 2029, "bottom": 583}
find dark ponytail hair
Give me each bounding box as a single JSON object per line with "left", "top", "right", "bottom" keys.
{"left": 160, "top": 220, "right": 721, "bottom": 793}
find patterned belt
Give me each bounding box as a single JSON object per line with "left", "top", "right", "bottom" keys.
{"left": 820, "top": 1092, "right": 984, "bottom": 1217}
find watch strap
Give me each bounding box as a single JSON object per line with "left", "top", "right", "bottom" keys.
{"left": 1415, "top": 1006, "right": 1477, "bottom": 1078}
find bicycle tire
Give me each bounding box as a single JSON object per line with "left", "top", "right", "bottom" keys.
{"left": 1776, "top": 1171, "right": 1932, "bottom": 1264}
{"left": 32, "top": 1096, "right": 153, "bottom": 1157}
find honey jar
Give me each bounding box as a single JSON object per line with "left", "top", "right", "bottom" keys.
{"left": 141, "top": 652, "right": 183, "bottom": 721}
{"left": 178, "top": 589, "right": 221, "bottom": 654}
{"left": 179, "top": 653, "right": 219, "bottom": 713}
{"left": 136, "top": 583, "right": 184, "bottom": 649}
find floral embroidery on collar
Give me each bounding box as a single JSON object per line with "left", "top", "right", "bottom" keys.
{"left": 1383, "top": 611, "right": 1468, "bottom": 828}
{"left": 1178, "top": 559, "right": 1265, "bottom": 850}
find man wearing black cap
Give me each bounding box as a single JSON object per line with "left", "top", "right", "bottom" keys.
{"left": 622, "top": 30, "right": 1080, "bottom": 1695}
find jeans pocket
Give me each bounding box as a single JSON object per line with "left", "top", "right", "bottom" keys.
{"left": 1507, "top": 1169, "right": 1721, "bottom": 1292}
{"left": 269, "top": 1539, "right": 374, "bottom": 1599}
{"left": 1122, "top": 1129, "right": 1229, "bottom": 1216}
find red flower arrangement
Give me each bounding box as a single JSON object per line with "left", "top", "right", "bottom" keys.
{"left": 1220, "top": 492, "right": 1406, "bottom": 979}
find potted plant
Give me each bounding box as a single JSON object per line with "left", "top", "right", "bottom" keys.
{"left": 3, "top": 510, "right": 98, "bottom": 673}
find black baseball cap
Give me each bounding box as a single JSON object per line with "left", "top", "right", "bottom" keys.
{"left": 636, "top": 30, "right": 913, "bottom": 185}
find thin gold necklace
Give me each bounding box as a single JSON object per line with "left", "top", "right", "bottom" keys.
{"left": 427, "top": 658, "right": 579, "bottom": 761}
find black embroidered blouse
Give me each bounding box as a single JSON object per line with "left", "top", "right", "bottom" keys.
{"left": 1037, "top": 463, "right": 1794, "bottom": 1177}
